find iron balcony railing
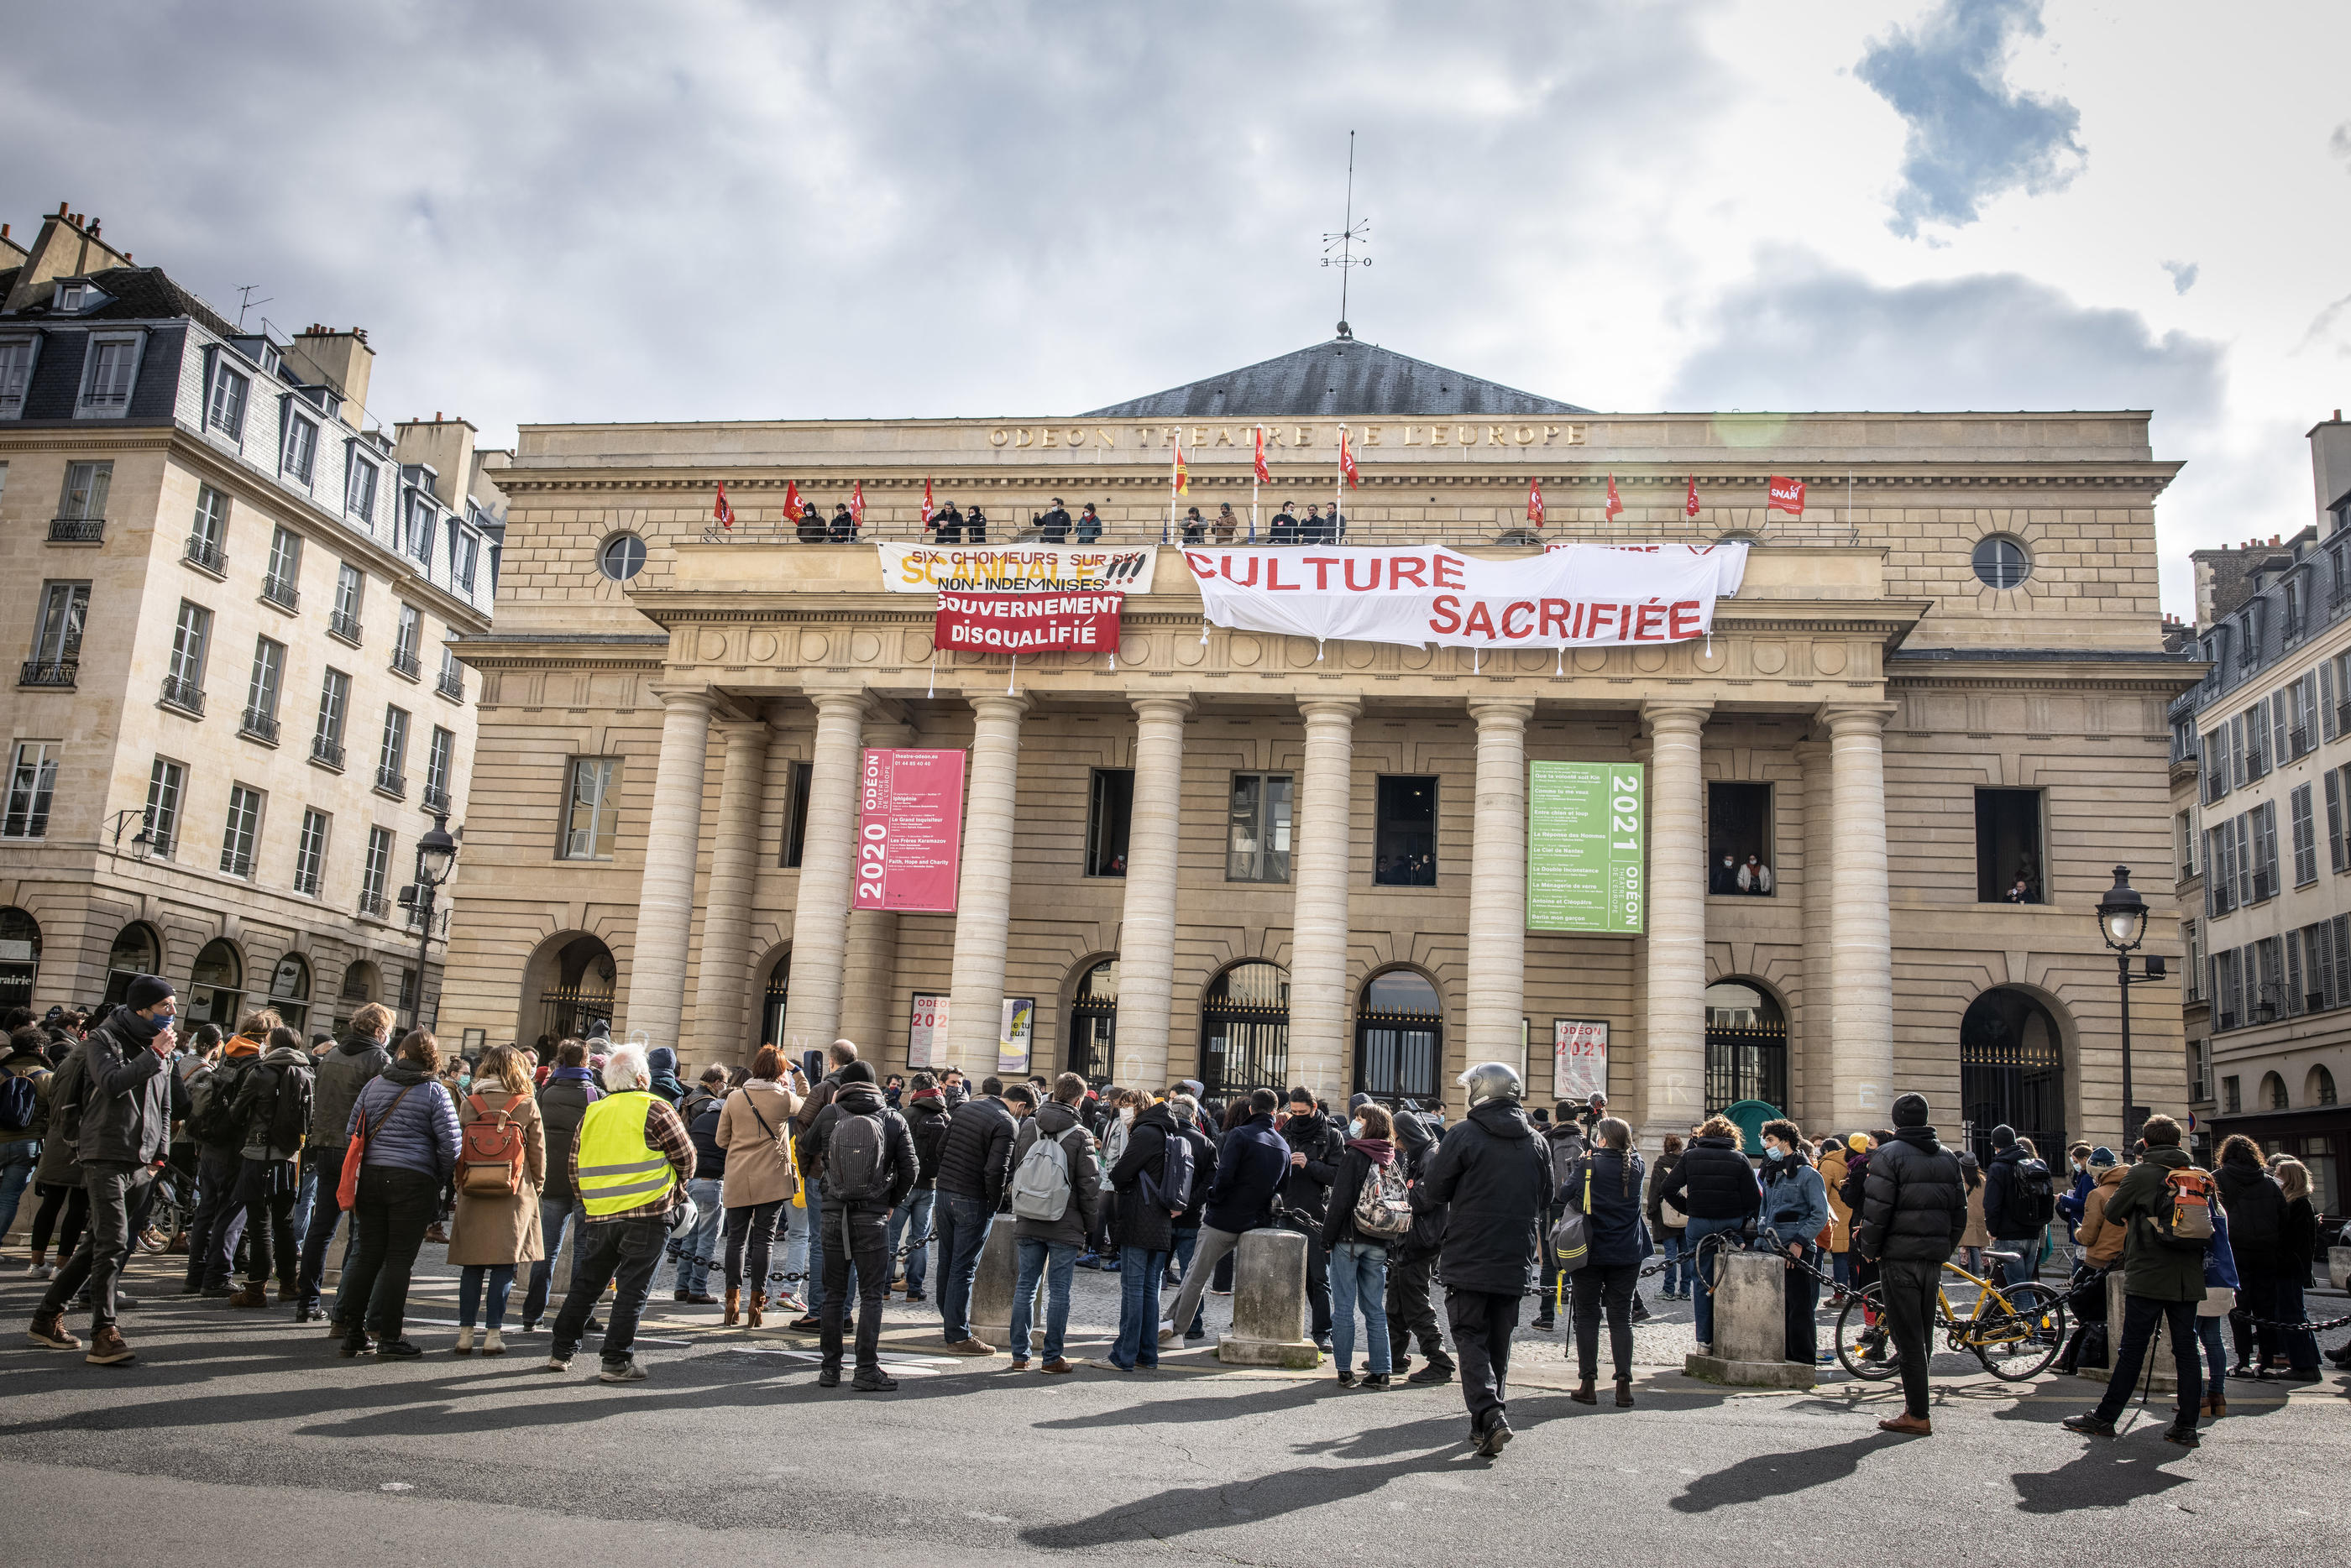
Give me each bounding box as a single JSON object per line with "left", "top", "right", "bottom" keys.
{"left": 422, "top": 783, "right": 449, "bottom": 814}
{"left": 261, "top": 575, "right": 301, "bottom": 611}
{"left": 375, "top": 766, "right": 406, "bottom": 797}
{"left": 184, "top": 534, "right": 227, "bottom": 574}
{"left": 159, "top": 675, "right": 206, "bottom": 716}
{"left": 48, "top": 516, "right": 104, "bottom": 543}
{"left": 389, "top": 647, "right": 420, "bottom": 680}
{"left": 219, "top": 848, "right": 254, "bottom": 878}
{"left": 359, "top": 890, "right": 388, "bottom": 919}
{"left": 239, "top": 707, "right": 280, "bottom": 745}
{"left": 330, "top": 610, "right": 363, "bottom": 645}
{"left": 436, "top": 668, "right": 464, "bottom": 702}
{"left": 19, "top": 657, "right": 76, "bottom": 688}
{"left": 311, "top": 734, "right": 344, "bottom": 770}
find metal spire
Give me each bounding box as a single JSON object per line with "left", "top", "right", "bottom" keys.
{"left": 1322, "top": 130, "right": 1369, "bottom": 339}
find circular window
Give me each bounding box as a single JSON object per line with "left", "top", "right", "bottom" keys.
{"left": 598, "top": 533, "right": 647, "bottom": 582}
{"left": 1971, "top": 535, "right": 2031, "bottom": 589}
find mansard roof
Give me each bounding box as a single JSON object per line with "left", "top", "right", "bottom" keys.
{"left": 1085, "top": 333, "right": 1589, "bottom": 420}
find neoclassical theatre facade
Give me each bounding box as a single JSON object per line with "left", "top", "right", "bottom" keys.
{"left": 441, "top": 337, "right": 2197, "bottom": 1151}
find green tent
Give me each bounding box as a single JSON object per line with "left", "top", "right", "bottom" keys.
{"left": 1722, "top": 1099, "right": 1781, "bottom": 1158}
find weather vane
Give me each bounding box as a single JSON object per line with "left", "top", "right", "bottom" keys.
{"left": 1322, "top": 129, "right": 1369, "bottom": 339}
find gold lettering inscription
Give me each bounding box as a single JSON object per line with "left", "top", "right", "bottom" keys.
{"left": 990, "top": 428, "right": 1009, "bottom": 447}
{"left": 1294, "top": 426, "right": 1313, "bottom": 447}
{"left": 1514, "top": 425, "right": 1535, "bottom": 445}
{"left": 1214, "top": 426, "right": 1234, "bottom": 447}
{"left": 1041, "top": 427, "right": 1059, "bottom": 448}
{"left": 1014, "top": 428, "right": 1034, "bottom": 448}
{"left": 1364, "top": 426, "right": 1383, "bottom": 446}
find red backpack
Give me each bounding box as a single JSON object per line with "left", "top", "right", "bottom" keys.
{"left": 458, "top": 1093, "right": 529, "bottom": 1197}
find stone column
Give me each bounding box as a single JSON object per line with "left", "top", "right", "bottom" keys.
{"left": 1116, "top": 693, "right": 1191, "bottom": 1089}
{"left": 1467, "top": 699, "right": 1535, "bottom": 1073}
{"left": 1640, "top": 700, "right": 1712, "bottom": 1142}
{"left": 778, "top": 689, "right": 870, "bottom": 1058}
{"left": 689, "top": 715, "right": 771, "bottom": 1064}
{"left": 945, "top": 694, "right": 1029, "bottom": 1071}
{"left": 1795, "top": 740, "right": 1835, "bottom": 1132}
{"left": 1823, "top": 703, "right": 1897, "bottom": 1135}
{"left": 841, "top": 713, "right": 912, "bottom": 1064}
{"left": 1288, "top": 697, "right": 1360, "bottom": 1097}
{"left": 625, "top": 687, "right": 714, "bottom": 1044}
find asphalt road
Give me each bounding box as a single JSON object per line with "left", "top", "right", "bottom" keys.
{"left": 5, "top": 1246, "right": 2345, "bottom": 1566}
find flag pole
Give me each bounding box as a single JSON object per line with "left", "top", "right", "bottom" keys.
{"left": 1166, "top": 440, "right": 1176, "bottom": 546}
{"left": 1334, "top": 424, "right": 1343, "bottom": 542}
{"left": 1251, "top": 426, "right": 1260, "bottom": 543}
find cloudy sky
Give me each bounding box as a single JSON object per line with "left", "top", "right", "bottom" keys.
{"left": 4, "top": 0, "right": 2346, "bottom": 615}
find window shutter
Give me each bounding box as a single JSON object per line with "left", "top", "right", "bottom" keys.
{"left": 2328, "top": 770, "right": 2343, "bottom": 873}
{"left": 2274, "top": 693, "right": 2290, "bottom": 764}
{"left": 2327, "top": 661, "right": 2339, "bottom": 741}
{"left": 2289, "top": 937, "right": 2303, "bottom": 1015}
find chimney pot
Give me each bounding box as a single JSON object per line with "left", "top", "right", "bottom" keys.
{"left": 2, "top": 224, "right": 9, "bottom": 240}
{"left": 55, "top": 201, "right": 66, "bottom": 217}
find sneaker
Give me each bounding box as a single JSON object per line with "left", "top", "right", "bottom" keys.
{"left": 817, "top": 1366, "right": 840, "bottom": 1388}
{"left": 542, "top": 1353, "right": 572, "bottom": 1372}
{"left": 1336, "top": 1369, "right": 1358, "bottom": 1387}
{"left": 2062, "top": 1414, "right": 2117, "bottom": 1438}
{"left": 599, "top": 1359, "right": 647, "bottom": 1383}
{"left": 1406, "top": 1360, "right": 1455, "bottom": 1385}
{"left": 85, "top": 1326, "right": 135, "bottom": 1367}
{"left": 1362, "top": 1373, "right": 1391, "bottom": 1390}
{"left": 374, "top": 1340, "right": 424, "bottom": 1360}
{"left": 1207, "top": 1287, "right": 1231, "bottom": 1297}
{"left": 851, "top": 1367, "right": 899, "bottom": 1393}
{"left": 1074, "top": 1254, "right": 1098, "bottom": 1269}
{"left": 28, "top": 1313, "right": 80, "bottom": 1351}
{"left": 1084, "top": 1356, "right": 1135, "bottom": 1372}
{"left": 778, "top": 1294, "right": 809, "bottom": 1315}
{"left": 1475, "top": 1415, "right": 1513, "bottom": 1458}
{"left": 788, "top": 1315, "right": 822, "bottom": 1332}
{"left": 1530, "top": 1316, "right": 1556, "bottom": 1333}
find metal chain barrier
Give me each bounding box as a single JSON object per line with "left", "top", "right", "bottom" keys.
{"left": 653, "top": 1218, "right": 940, "bottom": 1297}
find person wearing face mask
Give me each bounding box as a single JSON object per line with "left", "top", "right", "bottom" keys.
{"left": 1322, "top": 1102, "right": 1401, "bottom": 1388}
{"left": 1277, "top": 1086, "right": 1345, "bottom": 1351}
{"left": 28, "top": 975, "right": 178, "bottom": 1365}
{"left": 1758, "top": 1119, "right": 1831, "bottom": 1367}
{"left": 1710, "top": 853, "right": 1739, "bottom": 895}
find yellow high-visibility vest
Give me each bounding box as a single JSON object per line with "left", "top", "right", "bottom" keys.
{"left": 574, "top": 1091, "right": 678, "bottom": 1218}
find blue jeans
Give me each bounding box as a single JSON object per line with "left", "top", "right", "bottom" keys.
{"left": 458, "top": 1263, "right": 516, "bottom": 1329}
{"left": 888, "top": 1187, "right": 936, "bottom": 1293}
{"left": 1831, "top": 1248, "right": 1853, "bottom": 1290}
{"left": 291, "top": 1162, "right": 317, "bottom": 1252}
{"left": 0, "top": 1137, "right": 39, "bottom": 1241}
{"left": 1998, "top": 1235, "right": 2040, "bottom": 1288}
{"left": 1112, "top": 1247, "right": 1169, "bottom": 1369}
{"left": 1684, "top": 1215, "right": 1746, "bottom": 1345}
{"left": 521, "top": 1195, "right": 584, "bottom": 1326}
{"left": 2197, "top": 1315, "right": 2228, "bottom": 1397}
{"left": 935, "top": 1191, "right": 993, "bottom": 1341}
{"left": 1658, "top": 1231, "right": 1689, "bottom": 1294}
{"left": 1011, "top": 1238, "right": 1080, "bottom": 1362}
{"left": 1329, "top": 1240, "right": 1392, "bottom": 1374}
{"left": 673, "top": 1178, "right": 724, "bottom": 1293}
{"left": 1170, "top": 1226, "right": 1204, "bottom": 1336}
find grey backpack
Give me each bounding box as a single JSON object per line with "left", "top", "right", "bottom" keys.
{"left": 1011, "top": 1129, "right": 1076, "bottom": 1222}
{"left": 825, "top": 1111, "right": 891, "bottom": 1205}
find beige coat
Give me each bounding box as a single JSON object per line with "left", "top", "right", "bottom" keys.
{"left": 1820, "top": 1147, "right": 1852, "bottom": 1251}
{"left": 1961, "top": 1181, "right": 1991, "bottom": 1249}
{"left": 447, "top": 1089, "right": 547, "bottom": 1267}
{"left": 717, "top": 1079, "right": 802, "bottom": 1209}
{"left": 2075, "top": 1163, "right": 2128, "bottom": 1268}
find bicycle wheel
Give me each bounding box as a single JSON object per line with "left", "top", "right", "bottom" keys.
{"left": 1835, "top": 1284, "right": 1903, "bottom": 1382}
{"left": 1971, "top": 1281, "right": 2067, "bottom": 1381}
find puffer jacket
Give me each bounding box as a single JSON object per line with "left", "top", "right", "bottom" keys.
{"left": 1277, "top": 1107, "right": 1345, "bottom": 1223}
{"left": 1854, "top": 1124, "right": 1966, "bottom": 1262}
{"left": 1659, "top": 1135, "right": 1761, "bottom": 1222}
{"left": 309, "top": 1033, "right": 390, "bottom": 1150}
{"left": 934, "top": 1094, "right": 1017, "bottom": 1210}
{"left": 903, "top": 1093, "right": 951, "bottom": 1190}
{"left": 1202, "top": 1112, "right": 1288, "bottom": 1236}
{"left": 1646, "top": 1148, "right": 1686, "bottom": 1231}
{"left": 1010, "top": 1099, "right": 1101, "bottom": 1250}
{"left": 1412, "top": 1099, "right": 1550, "bottom": 1294}
{"left": 67, "top": 1009, "right": 172, "bottom": 1168}
{"left": 232, "top": 1041, "right": 316, "bottom": 1162}
{"left": 347, "top": 1060, "right": 462, "bottom": 1182}
{"left": 1108, "top": 1101, "right": 1182, "bottom": 1255}
{"left": 1558, "top": 1147, "right": 1650, "bottom": 1268}
{"left": 1391, "top": 1105, "right": 1447, "bottom": 1258}
{"left": 2216, "top": 1149, "right": 2287, "bottom": 1258}
{"left": 535, "top": 1067, "right": 602, "bottom": 1203}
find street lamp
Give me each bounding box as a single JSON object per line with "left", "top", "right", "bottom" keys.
{"left": 2096, "top": 864, "right": 2165, "bottom": 1150}
{"left": 406, "top": 812, "right": 458, "bottom": 1029}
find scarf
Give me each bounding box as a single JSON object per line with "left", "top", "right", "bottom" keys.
{"left": 1347, "top": 1137, "right": 1395, "bottom": 1165}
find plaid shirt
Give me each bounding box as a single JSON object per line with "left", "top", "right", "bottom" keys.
{"left": 569, "top": 1092, "right": 697, "bottom": 1223}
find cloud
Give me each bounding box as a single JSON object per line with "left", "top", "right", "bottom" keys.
{"left": 1664, "top": 249, "right": 2223, "bottom": 422}
{"left": 2333, "top": 121, "right": 2351, "bottom": 166}
{"left": 2162, "top": 259, "right": 2198, "bottom": 295}
{"left": 1856, "top": 0, "right": 2086, "bottom": 238}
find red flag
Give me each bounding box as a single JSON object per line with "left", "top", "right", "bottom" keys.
{"left": 1253, "top": 426, "right": 1270, "bottom": 484}
{"left": 1767, "top": 474, "right": 1806, "bottom": 516}
{"left": 849, "top": 481, "right": 866, "bottom": 525}
{"left": 1526, "top": 477, "right": 1545, "bottom": 525}
{"left": 1683, "top": 475, "right": 1701, "bottom": 520}
{"left": 712, "top": 482, "right": 735, "bottom": 531}
{"left": 783, "top": 478, "right": 804, "bottom": 518}
{"left": 1338, "top": 427, "right": 1359, "bottom": 489}
{"left": 923, "top": 477, "right": 934, "bottom": 515}
{"left": 1173, "top": 439, "right": 1189, "bottom": 495}
{"left": 1605, "top": 473, "right": 1623, "bottom": 521}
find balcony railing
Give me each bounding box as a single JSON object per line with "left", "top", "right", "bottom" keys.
{"left": 311, "top": 734, "right": 344, "bottom": 770}
{"left": 219, "top": 847, "right": 254, "bottom": 878}
{"left": 261, "top": 575, "right": 301, "bottom": 611}
{"left": 390, "top": 647, "right": 419, "bottom": 680}
{"left": 329, "top": 610, "right": 363, "bottom": 645}
{"left": 295, "top": 868, "right": 322, "bottom": 897}
{"left": 2253, "top": 871, "right": 2276, "bottom": 902}
{"left": 689, "top": 510, "right": 1886, "bottom": 550}
{"left": 359, "top": 890, "right": 388, "bottom": 919}
{"left": 422, "top": 783, "right": 449, "bottom": 814}
{"left": 238, "top": 707, "right": 280, "bottom": 745}
{"left": 19, "top": 657, "right": 76, "bottom": 688}
{"left": 2291, "top": 726, "right": 2312, "bottom": 757}
{"left": 2309, "top": 992, "right": 2328, "bottom": 1012}
{"left": 2209, "top": 884, "right": 2235, "bottom": 916}
{"left": 375, "top": 766, "right": 406, "bottom": 797}
{"left": 184, "top": 534, "right": 227, "bottom": 574}
{"left": 2247, "top": 750, "right": 2270, "bottom": 781}
{"left": 159, "top": 675, "right": 206, "bottom": 716}
{"left": 48, "top": 516, "right": 104, "bottom": 543}
{"left": 436, "top": 668, "right": 464, "bottom": 702}
{"left": 2218, "top": 1012, "right": 2238, "bottom": 1031}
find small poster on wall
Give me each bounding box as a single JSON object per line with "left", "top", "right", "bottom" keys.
{"left": 997, "top": 996, "right": 1036, "bottom": 1077}
{"left": 1555, "top": 1019, "right": 1610, "bottom": 1102}
{"left": 907, "top": 992, "right": 949, "bottom": 1070}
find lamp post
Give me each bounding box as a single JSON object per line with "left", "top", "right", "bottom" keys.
{"left": 407, "top": 812, "right": 457, "bottom": 1030}
{"left": 2095, "top": 864, "right": 2163, "bottom": 1149}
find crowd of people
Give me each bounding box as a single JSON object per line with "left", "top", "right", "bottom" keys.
{"left": 4, "top": 985, "right": 2341, "bottom": 1457}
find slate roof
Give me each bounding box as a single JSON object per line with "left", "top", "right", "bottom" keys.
{"left": 1086, "top": 335, "right": 1589, "bottom": 419}
{"left": 4, "top": 265, "right": 238, "bottom": 337}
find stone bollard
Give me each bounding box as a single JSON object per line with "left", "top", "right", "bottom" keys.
{"left": 1685, "top": 1252, "right": 1813, "bottom": 1388}
{"left": 1218, "top": 1228, "right": 1320, "bottom": 1367}
{"left": 2329, "top": 1247, "right": 2350, "bottom": 1291}
{"left": 966, "top": 1221, "right": 1022, "bottom": 1349}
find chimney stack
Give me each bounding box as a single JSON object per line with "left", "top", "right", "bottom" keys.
{"left": 285, "top": 325, "right": 376, "bottom": 419}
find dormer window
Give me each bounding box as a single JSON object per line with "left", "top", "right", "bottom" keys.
{"left": 53, "top": 281, "right": 91, "bottom": 312}
{"left": 206, "top": 359, "right": 249, "bottom": 440}
{"left": 76, "top": 332, "right": 142, "bottom": 417}
{"left": 0, "top": 336, "right": 37, "bottom": 420}
{"left": 281, "top": 411, "right": 319, "bottom": 485}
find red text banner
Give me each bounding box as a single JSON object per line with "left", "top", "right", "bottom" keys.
{"left": 1181, "top": 542, "right": 1746, "bottom": 651}
{"left": 855, "top": 748, "right": 966, "bottom": 913}
{"left": 935, "top": 590, "right": 1123, "bottom": 654}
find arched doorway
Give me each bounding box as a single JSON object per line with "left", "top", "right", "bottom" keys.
{"left": 1201, "top": 961, "right": 1289, "bottom": 1100}
{"left": 758, "top": 950, "right": 791, "bottom": 1055}
{"left": 268, "top": 952, "right": 312, "bottom": 1033}
{"left": 100, "top": 921, "right": 162, "bottom": 1009}
{"left": 188, "top": 938, "right": 245, "bottom": 1028}
{"left": 521, "top": 932, "right": 615, "bottom": 1052}
{"left": 1704, "top": 979, "right": 1786, "bottom": 1114}
{"left": 1067, "top": 958, "right": 1118, "bottom": 1085}
{"left": 0, "top": 907, "right": 39, "bottom": 1012}
{"left": 1354, "top": 969, "right": 1442, "bottom": 1103}
{"left": 1960, "top": 987, "right": 2067, "bottom": 1165}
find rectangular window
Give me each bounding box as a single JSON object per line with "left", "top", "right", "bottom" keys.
{"left": 2272, "top": 690, "right": 2291, "bottom": 766}
{"left": 281, "top": 413, "right": 318, "bottom": 483}
{"left": 345, "top": 450, "right": 379, "bottom": 520}
{"left": 361, "top": 825, "right": 395, "bottom": 916}
{"left": 244, "top": 636, "right": 285, "bottom": 726}
{"left": 2292, "top": 782, "right": 2318, "bottom": 886}
{"left": 2289, "top": 936, "right": 2304, "bottom": 1016}
{"left": 313, "top": 666, "right": 349, "bottom": 766}
{"left": 2202, "top": 725, "right": 2228, "bottom": 803}
{"left": 32, "top": 582, "right": 89, "bottom": 663}
{"left": 81, "top": 337, "right": 138, "bottom": 412}
{"left": 220, "top": 782, "right": 263, "bottom": 878}
{"left": 2210, "top": 822, "right": 2237, "bottom": 917}
{"left": 437, "top": 645, "right": 464, "bottom": 701}
{"left": 1374, "top": 774, "right": 1439, "bottom": 886}
{"left": 265, "top": 525, "right": 302, "bottom": 599}
{"left": 563, "top": 757, "right": 620, "bottom": 860}
{"left": 2307, "top": 923, "right": 2333, "bottom": 1011}
{"left": 2254, "top": 935, "right": 2284, "bottom": 1020}
{"left": 2293, "top": 674, "right": 2318, "bottom": 755}
{"left": 0, "top": 337, "right": 37, "bottom": 418}
{"left": 2223, "top": 1075, "right": 2241, "bottom": 1114}
{"left": 144, "top": 757, "right": 185, "bottom": 859}
{"left": 2235, "top": 814, "right": 2254, "bottom": 907}
{"left": 376, "top": 706, "right": 409, "bottom": 793}
{"left": 1226, "top": 771, "right": 1294, "bottom": 883}
{"left": 1706, "top": 780, "right": 1774, "bottom": 896}
{"left": 2336, "top": 914, "right": 2351, "bottom": 1005}
{"left": 189, "top": 484, "right": 228, "bottom": 568}
{"left": 2217, "top": 949, "right": 2243, "bottom": 1030}
{"left": 2254, "top": 801, "right": 2280, "bottom": 901}
{"left": 406, "top": 491, "right": 437, "bottom": 560}
{"left": 294, "top": 808, "right": 329, "bottom": 896}
{"left": 780, "top": 760, "right": 812, "bottom": 868}
{"left": 1086, "top": 767, "right": 1135, "bottom": 877}
{"left": 425, "top": 725, "right": 455, "bottom": 809}
{"left": 167, "top": 599, "right": 211, "bottom": 690}
{"left": 2330, "top": 770, "right": 2345, "bottom": 874}
{"left": 2183, "top": 917, "right": 2202, "bottom": 1001}
{"left": 392, "top": 604, "right": 422, "bottom": 677}
{"left": 207, "top": 361, "right": 249, "bottom": 437}
{"left": 2176, "top": 808, "right": 2197, "bottom": 878}
{"left": 3, "top": 741, "right": 58, "bottom": 838}
{"left": 332, "top": 562, "right": 364, "bottom": 642}
{"left": 59, "top": 461, "right": 112, "bottom": 521}
{"left": 453, "top": 530, "right": 479, "bottom": 593}
{"left": 1976, "top": 787, "right": 2045, "bottom": 903}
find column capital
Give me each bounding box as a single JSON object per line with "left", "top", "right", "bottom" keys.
{"left": 1128, "top": 692, "right": 1194, "bottom": 722}
{"left": 649, "top": 685, "right": 715, "bottom": 713}
{"left": 1818, "top": 700, "right": 1898, "bottom": 735}
{"left": 808, "top": 688, "right": 873, "bottom": 722}
{"left": 967, "top": 693, "right": 1031, "bottom": 724}
{"left": 1640, "top": 698, "right": 1713, "bottom": 738}
{"left": 1297, "top": 695, "right": 1363, "bottom": 723}
{"left": 1468, "top": 698, "right": 1537, "bottom": 729}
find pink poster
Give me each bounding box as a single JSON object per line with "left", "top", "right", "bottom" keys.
{"left": 854, "top": 748, "right": 966, "bottom": 912}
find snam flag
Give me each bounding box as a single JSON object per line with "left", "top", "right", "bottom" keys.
{"left": 1767, "top": 475, "right": 1806, "bottom": 516}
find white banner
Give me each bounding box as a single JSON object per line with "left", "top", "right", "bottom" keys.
{"left": 1555, "top": 1020, "right": 1610, "bottom": 1101}
{"left": 879, "top": 542, "right": 1158, "bottom": 593}
{"left": 1181, "top": 542, "right": 1745, "bottom": 651}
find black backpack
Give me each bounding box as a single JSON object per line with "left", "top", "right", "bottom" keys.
{"left": 186, "top": 1060, "right": 248, "bottom": 1147}
{"left": 825, "top": 1109, "right": 893, "bottom": 1205}
{"left": 263, "top": 1063, "right": 315, "bottom": 1153}
{"left": 1144, "top": 1126, "right": 1195, "bottom": 1216}
{"left": 2016, "top": 1158, "right": 2057, "bottom": 1229}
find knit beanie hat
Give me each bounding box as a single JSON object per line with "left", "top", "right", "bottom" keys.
{"left": 2088, "top": 1147, "right": 2118, "bottom": 1168}
{"left": 125, "top": 974, "right": 175, "bottom": 1011}
{"left": 1846, "top": 1132, "right": 1872, "bottom": 1153}
{"left": 1891, "top": 1093, "right": 1931, "bottom": 1129}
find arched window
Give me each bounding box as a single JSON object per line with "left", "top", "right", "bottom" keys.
{"left": 1355, "top": 970, "right": 1441, "bottom": 1103}
{"left": 101, "top": 921, "right": 162, "bottom": 1008}
{"left": 341, "top": 959, "right": 378, "bottom": 1003}
{"left": 1201, "top": 962, "right": 1289, "bottom": 1100}
{"left": 2306, "top": 1064, "right": 2337, "bottom": 1106}
{"left": 2262, "top": 1071, "right": 2290, "bottom": 1111}
{"left": 189, "top": 938, "right": 245, "bottom": 1027}
{"left": 269, "top": 952, "right": 312, "bottom": 1032}
{"left": 1704, "top": 980, "right": 1786, "bottom": 1114}
{"left": 758, "top": 949, "right": 790, "bottom": 1058}
{"left": 1067, "top": 959, "right": 1118, "bottom": 1085}
{"left": 0, "top": 907, "right": 39, "bottom": 1012}
{"left": 1961, "top": 988, "right": 2067, "bottom": 1166}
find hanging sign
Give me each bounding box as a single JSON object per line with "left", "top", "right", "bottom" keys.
{"left": 879, "top": 542, "right": 1157, "bottom": 593}
{"left": 997, "top": 996, "right": 1036, "bottom": 1076}
{"left": 1183, "top": 541, "right": 1744, "bottom": 651}
{"left": 1554, "top": 1020, "right": 1610, "bottom": 1101}
{"left": 907, "top": 992, "right": 949, "bottom": 1070}
{"left": 1527, "top": 761, "right": 1646, "bottom": 933}
{"left": 854, "top": 748, "right": 966, "bottom": 913}
{"left": 934, "top": 590, "right": 1123, "bottom": 654}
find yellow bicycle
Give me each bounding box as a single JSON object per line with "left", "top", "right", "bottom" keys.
{"left": 1834, "top": 1251, "right": 2069, "bottom": 1382}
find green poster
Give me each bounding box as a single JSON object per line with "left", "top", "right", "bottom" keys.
{"left": 1526, "top": 761, "right": 1646, "bottom": 934}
